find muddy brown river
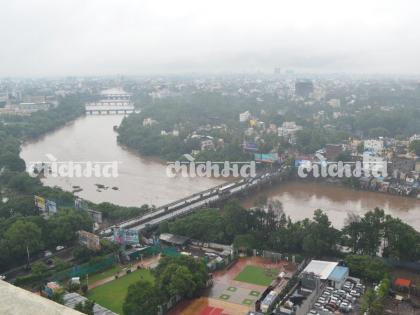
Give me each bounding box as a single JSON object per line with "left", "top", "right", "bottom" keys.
{"left": 242, "top": 181, "right": 420, "bottom": 229}
{"left": 21, "top": 115, "right": 420, "bottom": 230}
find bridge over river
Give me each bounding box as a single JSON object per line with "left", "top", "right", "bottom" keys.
{"left": 99, "top": 165, "right": 290, "bottom": 236}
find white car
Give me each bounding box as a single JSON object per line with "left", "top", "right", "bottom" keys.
{"left": 350, "top": 289, "right": 361, "bottom": 297}
{"left": 56, "top": 245, "right": 65, "bottom": 251}
{"left": 340, "top": 302, "right": 351, "bottom": 312}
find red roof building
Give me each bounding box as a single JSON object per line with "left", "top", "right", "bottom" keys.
{"left": 394, "top": 278, "right": 412, "bottom": 288}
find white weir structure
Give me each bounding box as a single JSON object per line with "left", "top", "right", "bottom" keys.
{"left": 85, "top": 88, "right": 139, "bottom": 115}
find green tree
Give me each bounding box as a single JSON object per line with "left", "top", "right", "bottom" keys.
{"left": 53, "top": 258, "right": 71, "bottom": 271}
{"left": 0, "top": 152, "right": 26, "bottom": 172}
{"left": 160, "top": 264, "right": 196, "bottom": 298}
{"left": 343, "top": 208, "right": 385, "bottom": 256}
{"left": 382, "top": 216, "right": 420, "bottom": 261}
{"left": 4, "top": 219, "right": 43, "bottom": 258}
{"left": 223, "top": 201, "right": 249, "bottom": 239}
{"left": 233, "top": 234, "right": 256, "bottom": 251}
{"left": 32, "top": 261, "right": 48, "bottom": 277}
{"left": 302, "top": 210, "right": 338, "bottom": 257}
{"left": 51, "top": 291, "right": 65, "bottom": 304}
{"left": 409, "top": 139, "right": 420, "bottom": 156}
{"left": 123, "top": 280, "right": 160, "bottom": 315}
{"left": 47, "top": 208, "right": 93, "bottom": 246}
{"left": 360, "top": 276, "right": 391, "bottom": 315}
{"left": 154, "top": 256, "right": 208, "bottom": 300}
{"left": 74, "top": 300, "right": 95, "bottom": 315}
{"left": 344, "top": 255, "right": 389, "bottom": 282}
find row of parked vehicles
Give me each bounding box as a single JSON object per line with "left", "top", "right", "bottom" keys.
{"left": 309, "top": 279, "right": 365, "bottom": 314}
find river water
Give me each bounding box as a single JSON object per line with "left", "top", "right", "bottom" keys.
{"left": 20, "top": 115, "right": 224, "bottom": 207}
{"left": 242, "top": 181, "right": 420, "bottom": 229}
{"left": 20, "top": 115, "right": 420, "bottom": 230}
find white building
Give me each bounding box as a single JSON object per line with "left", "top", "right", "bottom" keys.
{"left": 277, "top": 122, "right": 302, "bottom": 144}
{"left": 161, "top": 130, "right": 179, "bottom": 136}
{"left": 364, "top": 139, "right": 384, "bottom": 154}
{"left": 409, "top": 134, "right": 420, "bottom": 143}
{"left": 239, "top": 110, "right": 251, "bottom": 122}
{"left": 362, "top": 152, "right": 388, "bottom": 177}
{"left": 143, "top": 118, "right": 157, "bottom": 127}
{"left": 17, "top": 102, "right": 51, "bottom": 113}
{"left": 327, "top": 98, "right": 341, "bottom": 108}
{"left": 301, "top": 260, "right": 349, "bottom": 289}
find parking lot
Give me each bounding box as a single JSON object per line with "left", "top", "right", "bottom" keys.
{"left": 308, "top": 278, "right": 365, "bottom": 315}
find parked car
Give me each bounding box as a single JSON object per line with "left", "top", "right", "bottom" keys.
{"left": 340, "top": 302, "right": 352, "bottom": 312}
{"left": 350, "top": 289, "right": 361, "bottom": 297}
{"left": 55, "top": 245, "right": 65, "bottom": 251}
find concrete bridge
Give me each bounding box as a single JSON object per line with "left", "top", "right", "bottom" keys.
{"left": 99, "top": 165, "right": 291, "bottom": 236}
{"left": 85, "top": 87, "right": 140, "bottom": 115}
{"left": 85, "top": 101, "right": 140, "bottom": 115}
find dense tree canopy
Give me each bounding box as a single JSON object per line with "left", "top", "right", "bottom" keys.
{"left": 342, "top": 208, "right": 420, "bottom": 260}
{"left": 345, "top": 255, "right": 389, "bottom": 282}
{"left": 123, "top": 256, "right": 208, "bottom": 315}
{"left": 409, "top": 139, "right": 420, "bottom": 156}
{"left": 123, "top": 280, "right": 160, "bottom": 315}
{"left": 162, "top": 201, "right": 420, "bottom": 263}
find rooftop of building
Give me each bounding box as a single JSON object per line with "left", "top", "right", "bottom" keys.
{"left": 100, "top": 88, "right": 130, "bottom": 95}
{"left": 63, "top": 292, "right": 117, "bottom": 315}
{"left": 328, "top": 265, "right": 349, "bottom": 282}
{"left": 159, "top": 233, "right": 190, "bottom": 246}
{"left": 0, "top": 280, "right": 81, "bottom": 315}
{"left": 302, "top": 260, "right": 338, "bottom": 280}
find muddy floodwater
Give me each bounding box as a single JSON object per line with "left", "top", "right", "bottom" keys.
{"left": 20, "top": 115, "right": 225, "bottom": 207}
{"left": 21, "top": 115, "right": 420, "bottom": 230}
{"left": 242, "top": 181, "right": 420, "bottom": 230}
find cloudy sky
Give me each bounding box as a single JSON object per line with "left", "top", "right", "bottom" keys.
{"left": 0, "top": 0, "right": 419, "bottom": 76}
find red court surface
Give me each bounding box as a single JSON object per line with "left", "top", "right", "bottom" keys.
{"left": 200, "top": 306, "right": 225, "bottom": 315}
{"left": 168, "top": 257, "right": 297, "bottom": 315}
{"left": 167, "top": 297, "right": 249, "bottom": 315}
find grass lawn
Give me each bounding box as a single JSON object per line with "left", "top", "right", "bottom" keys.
{"left": 88, "top": 269, "right": 154, "bottom": 314}
{"left": 234, "top": 265, "right": 279, "bottom": 286}
{"left": 88, "top": 265, "right": 122, "bottom": 284}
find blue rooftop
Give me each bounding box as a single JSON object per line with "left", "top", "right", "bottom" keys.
{"left": 328, "top": 266, "right": 349, "bottom": 282}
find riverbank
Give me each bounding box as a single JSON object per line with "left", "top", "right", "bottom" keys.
{"left": 297, "top": 177, "right": 419, "bottom": 200}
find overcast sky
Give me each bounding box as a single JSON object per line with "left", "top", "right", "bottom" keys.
{"left": 1, "top": 0, "right": 419, "bottom": 76}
